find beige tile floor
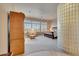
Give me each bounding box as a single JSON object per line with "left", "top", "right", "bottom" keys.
{"left": 23, "top": 35, "right": 70, "bottom": 56}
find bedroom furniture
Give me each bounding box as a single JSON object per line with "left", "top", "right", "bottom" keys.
{"left": 10, "top": 11, "right": 25, "bottom": 55}
{"left": 44, "top": 32, "right": 54, "bottom": 39}
{"left": 44, "top": 26, "right": 57, "bottom": 39}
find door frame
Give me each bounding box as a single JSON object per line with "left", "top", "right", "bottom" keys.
{"left": 8, "top": 13, "right": 10, "bottom": 53}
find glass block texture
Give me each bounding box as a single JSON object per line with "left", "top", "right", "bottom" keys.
{"left": 57, "top": 4, "right": 79, "bottom": 55}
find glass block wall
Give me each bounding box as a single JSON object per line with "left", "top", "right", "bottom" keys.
{"left": 57, "top": 4, "right": 79, "bottom": 55}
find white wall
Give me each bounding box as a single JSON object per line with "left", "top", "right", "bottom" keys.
{"left": 0, "top": 6, "right": 2, "bottom": 54}
{"left": 0, "top": 4, "right": 8, "bottom": 54}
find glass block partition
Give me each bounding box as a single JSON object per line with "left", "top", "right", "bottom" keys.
{"left": 57, "top": 4, "right": 79, "bottom": 55}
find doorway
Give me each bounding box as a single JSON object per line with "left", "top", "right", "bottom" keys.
{"left": 24, "top": 17, "right": 57, "bottom": 55}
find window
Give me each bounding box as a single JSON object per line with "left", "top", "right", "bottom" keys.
{"left": 36, "top": 24, "right": 40, "bottom": 32}
{"left": 24, "top": 19, "right": 47, "bottom": 33}
{"left": 26, "top": 23, "right": 31, "bottom": 32}
{"left": 41, "top": 22, "right": 47, "bottom": 32}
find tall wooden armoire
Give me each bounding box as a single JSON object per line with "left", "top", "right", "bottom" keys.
{"left": 9, "top": 11, "right": 25, "bottom": 55}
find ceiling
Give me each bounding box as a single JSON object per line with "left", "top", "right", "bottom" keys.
{"left": 2, "top": 3, "right": 59, "bottom": 20}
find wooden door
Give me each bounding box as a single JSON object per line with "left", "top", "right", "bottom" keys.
{"left": 10, "top": 11, "right": 25, "bottom": 55}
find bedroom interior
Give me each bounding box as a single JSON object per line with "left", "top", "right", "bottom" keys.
{"left": 0, "top": 3, "right": 79, "bottom": 56}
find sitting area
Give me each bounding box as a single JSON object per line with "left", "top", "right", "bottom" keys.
{"left": 28, "top": 29, "right": 37, "bottom": 39}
